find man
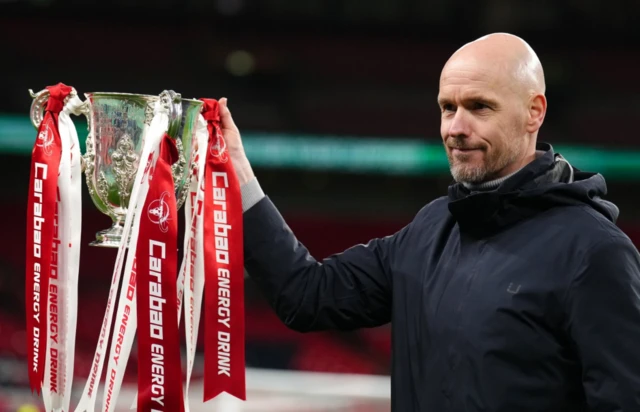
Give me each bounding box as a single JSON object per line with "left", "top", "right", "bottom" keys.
{"left": 218, "top": 33, "right": 640, "bottom": 411}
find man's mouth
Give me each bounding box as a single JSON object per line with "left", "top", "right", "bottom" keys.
{"left": 451, "top": 147, "right": 481, "bottom": 153}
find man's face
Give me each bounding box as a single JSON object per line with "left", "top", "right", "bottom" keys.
{"left": 438, "top": 60, "right": 529, "bottom": 183}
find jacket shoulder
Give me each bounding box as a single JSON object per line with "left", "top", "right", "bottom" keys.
{"left": 397, "top": 196, "right": 453, "bottom": 248}
{"left": 413, "top": 196, "right": 450, "bottom": 222}
{"left": 566, "top": 205, "right": 631, "bottom": 244}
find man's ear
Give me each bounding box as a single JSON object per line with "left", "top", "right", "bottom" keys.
{"left": 526, "top": 93, "right": 547, "bottom": 134}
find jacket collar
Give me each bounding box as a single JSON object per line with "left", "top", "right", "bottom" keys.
{"left": 447, "top": 142, "right": 559, "bottom": 235}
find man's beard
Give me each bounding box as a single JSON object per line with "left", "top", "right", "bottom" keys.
{"left": 446, "top": 138, "right": 522, "bottom": 184}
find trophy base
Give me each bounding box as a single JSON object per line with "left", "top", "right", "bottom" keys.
{"left": 90, "top": 222, "right": 125, "bottom": 248}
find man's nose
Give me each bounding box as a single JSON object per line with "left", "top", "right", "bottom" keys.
{"left": 448, "top": 109, "right": 471, "bottom": 138}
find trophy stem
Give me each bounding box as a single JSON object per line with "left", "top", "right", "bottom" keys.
{"left": 90, "top": 218, "right": 127, "bottom": 248}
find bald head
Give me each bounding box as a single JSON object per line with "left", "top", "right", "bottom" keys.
{"left": 444, "top": 33, "right": 545, "bottom": 97}
{"left": 438, "top": 33, "right": 548, "bottom": 183}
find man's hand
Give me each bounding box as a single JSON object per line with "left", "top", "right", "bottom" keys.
{"left": 219, "top": 97, "right": 255, "bottom": 186}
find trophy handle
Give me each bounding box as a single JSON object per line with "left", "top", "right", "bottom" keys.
{"left": 78, "top": 99, "right": 92, "bottom": 170}
{"left": 29, "top": 87, "right": 86, "bottom": 129}
{"left": 28, "top": 88, "right": 50, "bottom": 129}
{"left": 159, "top": 89, "right": 183, "bottom": 140}
{"left": 29, "top": 88, "right": 91, "bottom": 169}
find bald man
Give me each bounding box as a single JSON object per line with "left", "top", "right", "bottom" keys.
{"left": 220, "top": 33, "right": 640, "bottom": 411}
{"left": 439, "top": 33, "right": 545, "bottom": 184}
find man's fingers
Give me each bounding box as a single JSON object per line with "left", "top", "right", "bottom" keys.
{"left": 219, "top": 97, "right": 238, "bottom": 132}
{"left": 217, "top": 97, "right": 254, "bottom": 184}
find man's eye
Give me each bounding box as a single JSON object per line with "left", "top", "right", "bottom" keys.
{"left": 442, "top": 104, "right": 456, "bottom": 112}
{"left": 472, "top": 102, "right": 489, "bottom": 110}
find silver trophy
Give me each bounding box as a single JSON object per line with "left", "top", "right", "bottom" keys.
{"left": 29, "top": 88, "right": 203, "bottom": 247}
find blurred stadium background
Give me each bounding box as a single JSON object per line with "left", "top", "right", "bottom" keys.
{"left": 1, "top": 0, "right": 639, "bottom": 410}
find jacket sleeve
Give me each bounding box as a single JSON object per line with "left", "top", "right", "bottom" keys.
{"left": 565, "top": 235, "right": 640, "bottom": 410}
{"left": 243, "top": 196, "right": 408, "bottom": 332}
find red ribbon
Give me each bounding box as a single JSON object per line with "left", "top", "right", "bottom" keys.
{"left": 25, "top": 83, "right": 72, "bottom": 393}
{"left": 136, "top": 134, "right": 184, "bottom": 412}
{"left": 200, "top": 98, "right": 246, "bottom": 401}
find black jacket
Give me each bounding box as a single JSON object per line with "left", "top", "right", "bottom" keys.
{"left": 244, "top": 143, "right": 640, "bottom": 411}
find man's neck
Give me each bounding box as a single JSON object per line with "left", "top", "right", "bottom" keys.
{"left": 462, "top": 170, "right": 520, "bottom": 191}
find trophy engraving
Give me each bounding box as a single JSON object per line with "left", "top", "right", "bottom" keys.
{"left": 111, "top": 134, "right": 139, "bottom": 208}
{"left": 144, "top": 100, "right": 154, "bottom": 126}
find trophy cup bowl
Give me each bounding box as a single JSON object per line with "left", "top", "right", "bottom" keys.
{"left": 29, "top": 89, "right": 203, "bottom": 247}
